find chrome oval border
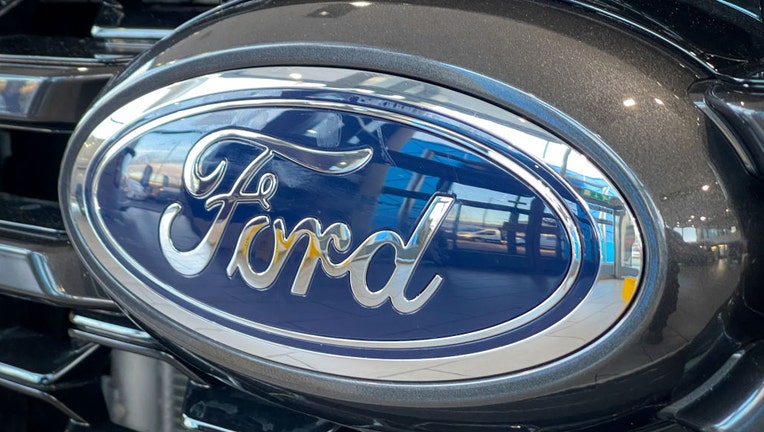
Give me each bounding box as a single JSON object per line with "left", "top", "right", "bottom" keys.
{"left": 65, "top": 66, "right": 642, "bottom": 382}
{"left": 88, "top": 99, "right": 582, "bottom": 350}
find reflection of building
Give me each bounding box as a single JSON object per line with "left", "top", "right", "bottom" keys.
{"left": 373, "top": 133, "right": 640, "bottom": 280}
{"left": 512, "top": 138, "right": 641, "bottom": 280}
{"left": 122, "top": 151, "right": 182, "bottom": 200}
{"left": 121, "top": 67, "right": 642, "bottom": 283}
{"left": 362, "top": 133, "right": 640, "bottom": 279}
{"left": 368, "top": 136, "right": 571, "bottom": 272}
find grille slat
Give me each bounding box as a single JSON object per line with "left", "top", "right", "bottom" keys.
{"left": 0, "top": 326, "right": 110, "bottom": 425}
{"left": 0, "top": 2, "right": 353, "bottom": 431}
{"left": 0, "top": 233, "right": 113, "bottom": 307}
{"left": 69, "top": 313, "right": 210, "bottom": 385}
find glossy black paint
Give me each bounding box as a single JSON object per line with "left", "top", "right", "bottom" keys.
{"left": 574, "top": 0, "right": 764, "bottom": 81}
{"left": 700, "top": 83, "right": 764, "bottom": 178}
{"left": 0, "top": 59, "right": 118, "bottom": 131}
{"left": 662, "top": 343, "right": 764, "bottom": 432}
{"left": 0, "top": 304, "right": 111, "bottom": 425}
{"left": 58, "top": 0, "right": 764, "bottom": 430}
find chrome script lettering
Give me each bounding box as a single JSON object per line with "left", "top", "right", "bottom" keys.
{"left": 159, "top": 128, "right": 452, "bottom": 314}
{"left": 227, "top": 195, "right": 453, "bottom": 314}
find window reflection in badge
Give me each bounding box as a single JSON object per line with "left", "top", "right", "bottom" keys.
{"left": 66, "top": 67, "right": 643, "bottom": 382}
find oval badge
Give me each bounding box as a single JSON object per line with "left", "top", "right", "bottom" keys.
{"left": 63, "top": 67, "right": 642, "bottom": 382}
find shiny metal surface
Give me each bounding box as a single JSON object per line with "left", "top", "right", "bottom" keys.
{"left": 64, "top": 64, "right": 641, "bottom": 385}
{"left": 0, "top": 193, "right": 76, "bottom": 298}
{"left": 715, "top": 0, "right": 761, "bottom": 19}
{"left": 70, "top": 313, "right": 209, "bottom": 384}
{"left": 90, "top": 0, "right": 212, "bottom": 54}
{"left": 0, "top": 74, "right": 43, "bottom": 117}
{"left": 182, "top": 415, "right": 237, "bottom": 432}
{"left": 0, "top": 236, "right": 112, "bottom": 308}
{"left": 227, "top": 193, "right": 452, "bottom": 315}
{"left": 663, "top": 344, "right": 764, "bottom": 432}
{"left": 0, "top": 62, "right": 118, "bottom": 127}
{"left": 69, "top": 329, "right": 208, "bottom": 385}
{"left": 56, "top": 0, "right": 753, "bottom": 424}
{"left": 0, "top": 0, "right": 755, "bottom": 428}
{"left": 91, "top": 26, "right": 173, "bottom": 41}
{"left": 0, "top": 376, "right": 90, "bottom": 424}
{"left": 70, "top": 314, "right": 153, "bottom": 344}
{"left": 0, "top": 327, "right": 110, "bottom": 425}
{"left": 86, "top": 95, "right": 590, "bottom": 347}
{"left": 0, "top": 338, "right": 99, "bottom": 385}
{"left": 0, "top": 219, "right": 65, "bottom": 239}
{"left": 158, "top": 128, "right": 374, "bottom": 278}
{"left": 700, "top": 83, "right": 764, "bottom": 178}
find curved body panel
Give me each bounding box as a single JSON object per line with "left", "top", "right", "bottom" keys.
{"left": 55, "top": 0, "right": 763, "bottom": 430}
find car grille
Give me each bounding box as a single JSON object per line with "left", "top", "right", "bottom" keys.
{"left": 0, "top": 2, "right": 354, "bottom": 431}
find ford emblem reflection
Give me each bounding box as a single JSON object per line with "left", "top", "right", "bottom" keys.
{"left": 66, "top": 67, "right": 642, "bottom": 381}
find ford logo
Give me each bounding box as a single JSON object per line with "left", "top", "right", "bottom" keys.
{"left": 64, "top": 67, "right": 639, "bottom": 382}
{"left": 160, "top": 128, "right": 452, "bottom": 314}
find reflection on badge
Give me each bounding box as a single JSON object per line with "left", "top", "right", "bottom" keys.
{"left": 65, "top": 66, "right": 643, "bottom": 382}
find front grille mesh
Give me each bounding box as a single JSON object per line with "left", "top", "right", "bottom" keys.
{"left": 0, "top": 2, "right": 358, "bottom": 431}
{"left": 0, "top": 2, "right": 207, "bottom": 431}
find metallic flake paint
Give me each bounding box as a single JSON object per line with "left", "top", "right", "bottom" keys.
{"left": 65, "top": 67, "right": 639, "bottom": 378}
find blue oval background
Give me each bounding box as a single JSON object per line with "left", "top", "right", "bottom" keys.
{"left": 90, "top": 92, "right": 599, "bottom": 358}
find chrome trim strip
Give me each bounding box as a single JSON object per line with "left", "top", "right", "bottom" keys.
{"left": 68, "top": 66, "right": 642, "bottom": 382}
{"left": 715, "top": 0, "right": 761, "bottom": 20}
{"left": 693, "top": 99, "right": 757, "bottom": 174}
{"left": 0, "top": 243, "right": 48, "bottom": 299}
{"left": 69, "top": 329, "right": 209, "bottom": 386}
{"left": 182, "top": 415, "right": 238, "bottom": 432}
{"left": 0, "top": 74, "right": 43, "bottom": 117}
{"left": 0, "top": 241, "right": 113, "bottom": 308}
{"left": 91, "top": 26, "right": 173, "bottom": 41}
{"left": 0, "top": 66, "right": 115, "bottom": 124}
{"left": 0, "top": 343, "right": 99, "bottom": 385}
{"left": 70, "top": 314, "right": 154, "bottom": 344}
{"left": 0, "top": 375, "right": 88, "bottom": 423}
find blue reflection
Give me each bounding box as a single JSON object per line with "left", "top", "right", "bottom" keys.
{"left": 92, "top": 96, "right": 599, "bottom": 358}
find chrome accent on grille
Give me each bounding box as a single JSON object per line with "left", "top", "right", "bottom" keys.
{"left": 0, "top": 60, "right": 120, "bottom": 129}
{"left": 71, "top": 314, "right": 153, "bottom": 343}
{"left": 0, "top": 2, "right": 217, "bottom": 430}
{"left": 91, "top": 0, "right": 215, "bottom": 54}
{"left": 91, "top": 26, "right": 173, "bottom": 41}
{"left": 0, "top": 220, "right": 66, "bottom": 239}
{"left": 0, "top": 237, "right": 113, "bottom": 308}
{"left": 0, "top": 327, "right": 110, "bottom": 424}
{"left": 182, "top": 415, "right": 238, "bottom": 432}
{"left": 661, "top": 344, "right": 764, "bottom": 432}
{"left": 70, "top": 314, "right": 209, "bottom": 385}
{"left": 0, "top": 46, "right": 119, "bottom": 308}
{"left": 0, "top": 338, "right": 99, "bottom": 386}
{"left": 0, "top": 377, "right": 91, "bottom": 424}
